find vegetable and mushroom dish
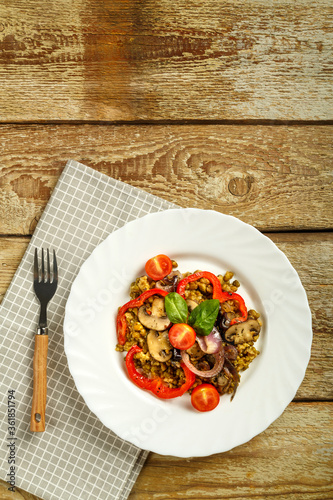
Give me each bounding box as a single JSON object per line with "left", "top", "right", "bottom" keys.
{"left": 116, "top": 254, "right": 262, "bottom": 412}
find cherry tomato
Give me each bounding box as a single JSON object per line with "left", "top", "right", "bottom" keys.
{"left": 168, "top": 323, "right": 196, "bottom": 350}
{"left": 145, "top": 254, "right": 173, "bottom": 281}
{"left": 191, "top": 384, "right": 220, "bottom": 412}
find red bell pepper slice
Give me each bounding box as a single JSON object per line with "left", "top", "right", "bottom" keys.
{"left": 125, "top": 345, "right": 196, "bottom": 399}
{"left": 177, "top": 271, "right": 222, "bottom": 299}
{"left": 177, "top": 271, "right": 247, "bottom": 326}
{"left": 116, "top": 288, "right": 169, "bottom": 345}
{"left": 149, "top": 363, "right": 196, "bottom": 399}
{"left": 125, "top": 344, "right": 154, "bottom": 390}
{"left": 219, "top": 291, "right": 248, "bottom": 325}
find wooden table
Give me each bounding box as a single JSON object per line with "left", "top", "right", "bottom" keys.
{"left": 0, "top": 1, "right": 332, "bottom": 499}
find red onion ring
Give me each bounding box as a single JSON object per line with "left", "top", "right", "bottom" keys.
{"left": 181, "top": 349, "right": 225, "bottom": 378}
{"left": 196, "top": 327, "right": 223, "bottom": 354}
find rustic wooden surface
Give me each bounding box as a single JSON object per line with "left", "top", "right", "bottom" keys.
{"left": 0, "top": 124, "right": 332, "bottom": 234}
{"left": 0, "top": 0, "right": 332, "bottom": 499}
{"left": 1, "top": 403, "right": 332, "bottom": 500}
{"left": 1, "top": 0, "right": 333, "bottom": 121}
{"left": 132, "top": 403, "right": 333, "bottom": 500}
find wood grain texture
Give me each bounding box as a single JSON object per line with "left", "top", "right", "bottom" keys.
{"left": 128, "top": 403, "right": 333, "bottom": 500}
{"left": 0, "top": 405, "right": 331, "bottom": 500}
{"left": 0, "top": 0, "right": 332, "bottom": 121}
{"left": 30, "top": 335, "right": 48, "bottom": 432}
{"left": 1, "top": 124, "right": 332, "bottom": 234}
{"left": 0, "top": 480, "right": 42, "bottom": 500}
{"left": 0, "top": 233, "right": 332, "bottom": 401}
{"left": 1, "top": 1, "right": 331, "bottom": 498}
{"left": 0, "top": 238, "right": 27, "bottom": 301}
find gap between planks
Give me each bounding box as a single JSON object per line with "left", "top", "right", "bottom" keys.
{"left": 1, "top": 120, "right": 333, "bottom": 126}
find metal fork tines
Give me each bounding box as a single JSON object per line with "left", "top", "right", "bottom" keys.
{"left": 34, "top": 248, "right": 58, "bottom": 334}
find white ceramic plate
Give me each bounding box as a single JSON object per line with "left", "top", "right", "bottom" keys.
{"left": 63, "top": 209, "right": 312, "bottom": 457}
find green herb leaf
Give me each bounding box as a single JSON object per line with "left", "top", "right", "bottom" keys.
{"left": 165, "top": 292, "right": 188, "bottom": 324}
{"left": 188, "top": 299, "right": 220, "bottom": 336}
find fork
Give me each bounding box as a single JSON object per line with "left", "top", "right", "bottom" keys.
{"left": 30, "top": 248, "right": 58, "bottom": 432}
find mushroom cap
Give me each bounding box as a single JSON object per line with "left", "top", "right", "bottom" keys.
{"left": 224, "top": 319, "right": 261, "bottom": 345}
{"left": 186, "top": 299, "right": 199, "bottom": 312}
{"left": 138, "top": 297, "right": 171, "bottom": 331}
{"left": 147, "top": 329, "right": 173, "bottom": 362}
{"left": 155, "top": 270, "right": 182, "bottom": 292}
{"left": 217, "top": 373, "right": 231, "bottom": 391}
{"left": 186, "top": 341, "right": 206, "bottom": 360}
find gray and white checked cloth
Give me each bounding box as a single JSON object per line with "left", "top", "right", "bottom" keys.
{"left": 0, "top": 160, "right": 178, "bottom": 500}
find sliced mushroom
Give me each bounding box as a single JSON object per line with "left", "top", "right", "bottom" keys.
{"left": 156, "top": 271, "right": 182, "bottom": 292}
{"left": 224, "top": 319, "right": 261, "bottom": 345}
{"left": 195, "top": 359, "right": 211, "bottom": 372}
{"left": 186, "top": 299, "right": 199, "bottom": 312}
{"left": 217, "top": 373, "right": 232, "bottom": 392}
{"left": 138, "top": 297, "right": 171, "bottom": 331}
{"left": 186, "top": 341, "right": 206, "bottom": 360}
{"left": 218, "top": 311, "right": 235, "bottom": 332}
{"left": 147, "top": 329, "right": 173, "bottom": 362}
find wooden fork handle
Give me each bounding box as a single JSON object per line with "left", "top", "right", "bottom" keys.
{"left": 30, "top": 334, "right": 48, "bottom": 432}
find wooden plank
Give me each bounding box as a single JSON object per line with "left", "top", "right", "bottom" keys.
{"left": 0, "top": 238, "right": 27, "bottom": 302}
{"left": 1, "top": 124, "right": 332, "bottom": 234}
{"left": 129, "top": 403, "right": 333, "bottom": 500}
{"left": 0, "top": 480, "right": 42, "bottom": 499}
{"left": 0, "top": 403, "right": 331, "bottom": 500}
{"left": 0, "top": 233, "right": 332, "bottom": 401}
{"left": 0, "top": 0, "right": 332, "bottom": 121}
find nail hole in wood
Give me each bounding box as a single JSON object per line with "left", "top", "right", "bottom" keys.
{"left": 35, "top": 413, "right": 41, "bottom": 422}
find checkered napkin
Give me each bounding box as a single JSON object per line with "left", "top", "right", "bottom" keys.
{"left": 0, "top": 160, "right": 178, "bottom": 500}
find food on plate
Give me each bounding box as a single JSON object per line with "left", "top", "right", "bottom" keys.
{"left": 116, "top": 256, "right": 262, "bottom": 412}
{"left": 168, "top": 323, "right": 196, "bottom": 350}
{"left": 191, "top": 383, "right": 220, "bottom": 412}
{"left": 145, "top": 254, "right": 173, "bottom": 281}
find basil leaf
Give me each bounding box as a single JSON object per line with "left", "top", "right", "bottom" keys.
{"left": 165, "top": 292, "right": 188, "bottom": 324}
{"left": 188, "top": 299, "right": 220, "bottom": 336}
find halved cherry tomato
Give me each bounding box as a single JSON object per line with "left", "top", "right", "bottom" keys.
{"left": 191, "top": 383, "right": 220, "bottom": 412}
{"left": 145, "top": 254, "right": 173, "bottom": 281}
{"left": 168, "top": 323, "right": 196, "bottom": 350}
